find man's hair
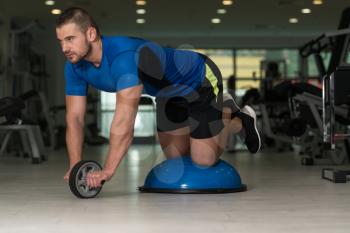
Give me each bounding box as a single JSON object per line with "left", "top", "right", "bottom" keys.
{"left": 56, "top": 7, "right": 101, "bottom": 37}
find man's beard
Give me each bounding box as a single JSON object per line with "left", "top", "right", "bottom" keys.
{"left": 70, "top": 42, "right": 92, "bottom": 63}
{"left": 81, "top": 43, "right": 92, "bottom": 60}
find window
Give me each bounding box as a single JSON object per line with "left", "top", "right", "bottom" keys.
{"left": 100, "top": 92, "right": 115, "bottom": 137}
{"left": 307, "top": 51, "right": 331, "bottom": 77}
{"left": 345, "top": 39, "right": 350, "bottom": 64}
{"left": 235, "top": 49, "right": 299, "bottom": 96}
{"left": 194, "top": 49, "right": 234, "bottom": 89}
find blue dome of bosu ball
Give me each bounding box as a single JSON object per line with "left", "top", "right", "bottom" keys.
{"left": 139, "top": 156, "right": 247, "bottom": 193}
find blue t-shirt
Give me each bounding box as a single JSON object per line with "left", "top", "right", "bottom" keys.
{"left": 64, "top": 36, "right": 205, "bottom": 97}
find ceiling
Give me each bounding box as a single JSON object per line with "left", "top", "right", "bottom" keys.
{"left": 1, "top": 0, "right": 350, "bottom": 48}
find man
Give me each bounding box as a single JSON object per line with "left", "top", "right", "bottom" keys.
{"left": 56, "top": 7, "right": 261, "bottom": 189}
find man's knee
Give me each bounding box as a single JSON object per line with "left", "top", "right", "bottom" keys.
{"left": 163, "top": 145, "right": 190, "bottom": 159}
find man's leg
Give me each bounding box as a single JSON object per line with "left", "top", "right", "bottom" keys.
{"left": 190, "top": 95, "right": 261, "bottom": 167}
{"left": 221, "top": 93, "right": 261, "bottom": 153}
{"left": 190, "top": 102, "right": 240, "bottom": 167}
{"left": 237, "top": 105, "right": 261, "bottom": 153}
{"left": 158, "top": 126, "right": 190, "bottom": 159}
{"left": 156, "top": 97, "right": 191, "bottom": 159}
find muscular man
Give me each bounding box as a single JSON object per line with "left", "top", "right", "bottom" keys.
{"left": 56, "top": 7, "right": 261, "bottom": 189}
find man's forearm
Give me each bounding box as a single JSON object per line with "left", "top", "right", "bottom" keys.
{"left": 66, "top": 120, "right": 85, "bottom": 167}
{"left": 103, "top": 130, "right": 133, "bottom": 175}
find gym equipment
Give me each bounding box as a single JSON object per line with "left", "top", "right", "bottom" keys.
{"left": 69, "top": 160, "right": 105, "bottom": 198}
{"left": 139, "top": 156, "right": 247, "bottom": 194}
{"left": 0, "top": 96, "right": 25, "bottom": 124}
{"left": 323, "top": 66, "right": 350, "bottom": 149}
{"left": 322, "top": 168, "right": 350, "bottom": 183}
{"left": 299, "top": 7, "right": 350, "bottom": 81}
{"left": 292, "top": 90, "right": 349, "bottom": 165}
{"left": 283, "top": 9, "right": 350, "bottom": 165}
{"left": 0, "top": 124, "right": 46, "bottom": 164}
{"left": 85, "top": 94, "right": 108, "bottom": 146}
{"left": 0, "top": 94, "right": 47, "bottom": 163}
{"left": 284, "top": 118, "right": 307, "bottom": 137}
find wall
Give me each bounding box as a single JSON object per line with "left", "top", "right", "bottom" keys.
{"left": 0, "top": 16, "right": 10, "bottom": 97}
{"left": 0, "top": 18, "right": 66, "bottom": 107}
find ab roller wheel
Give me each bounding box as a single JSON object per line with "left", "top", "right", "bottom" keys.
{"left": 69, "top": 160, "right": 105, "bottom": 198}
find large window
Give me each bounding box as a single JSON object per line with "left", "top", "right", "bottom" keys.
{"left": 235, "top": 49, "right": 299, "bottom": 96}
{"left": 307, "top": 51, "right": 332, "bottom": 77}
{"left": 345, "top": 39, "right": 350, "bottom": 64}
{"left": 194, "top": 49, "right": 234, "bottom": 88}
{"left": 100, "top": 92, "right": 115, "bottom": 137}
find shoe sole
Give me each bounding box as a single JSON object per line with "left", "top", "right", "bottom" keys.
{"left": 242, "top": 105, "right": 261, "bottom": 153}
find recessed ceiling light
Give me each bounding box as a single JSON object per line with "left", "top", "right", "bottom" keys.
{"left": 217, "top": 9, "right": 227, "bottom": 14}
{"left": 136, "top": 9, "right": 146, "bottom": 14}
{"left": 289, "top": 18, "right": 298, "bottom": 23}
{"left": 301, "top": 8, "right": 311, "bottom": 14}
{"left": 222, "top": 0, "right": 233, "bottom": 6}
{"left": 312, "top": 0, "right": 323, "bottom": 5}
{"left": 211, "top": 18, "right": 221, "bottom": 24}
{"left": 45, "top": 0, "right": 55, "bottom": 6}
{"left": 51, "top": 9, "right": 62, "bottom": 15}
{"left": 136, "top": 0, "right": 146, "bottom": 6}
{"left": 136, "top": 18, "right": 146, "bottom": 24}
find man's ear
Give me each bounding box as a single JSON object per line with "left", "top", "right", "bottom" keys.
{"left": 86, "top": 26, "right": 98, "bottom": 42}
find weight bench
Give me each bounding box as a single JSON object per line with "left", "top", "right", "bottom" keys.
{"left": 0, "top": 124, "right": 47, "bottom": 163}
{"left": 0, "top": 96, "right": 47, "bottom": 164}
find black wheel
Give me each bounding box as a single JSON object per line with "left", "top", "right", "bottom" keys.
{"left": 69, "top": 160, "right": 103, "bottom": 198}
{"left": 301, "top": 157, "right": 314, "bottom": 166}
{"left": 32, "top": 157, "right": 41, "bottom": 164}
{"left": 41, "top": 155, "right": 48, "bottom": 162}
{"left": 327, "top": 141, "right": 348, "bottom": 165}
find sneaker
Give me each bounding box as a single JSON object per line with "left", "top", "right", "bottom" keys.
{"left": 238, "top": 105, "right": 261, "bottom": 153}
{"left": 222, "top": 93, "right": 240, "bottom": 117}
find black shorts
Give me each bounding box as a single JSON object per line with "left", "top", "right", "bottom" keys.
{"left": 156, "top": 56, "right": 224, "bottom": 139}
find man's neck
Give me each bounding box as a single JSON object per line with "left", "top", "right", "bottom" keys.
{"left": 85, "top": 38, "right": 103, "bottom": 67}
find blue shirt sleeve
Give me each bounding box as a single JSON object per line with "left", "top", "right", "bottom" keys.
{"left": 111, "top": 51, "right": 141, "bottom": 92}
{"left": 64, "top": 62, "right": 88, "bottom": 96}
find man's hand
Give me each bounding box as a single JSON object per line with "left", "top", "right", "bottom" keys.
{"left": 63, "top": 168, "right": 72, "bottom": 183}
{"left": 86, "top": 170, "right": 113, "bottom": 188}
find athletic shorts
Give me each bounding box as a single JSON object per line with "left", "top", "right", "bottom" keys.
{"left": 156, "top": 55, "right": 224, "bottom": 139}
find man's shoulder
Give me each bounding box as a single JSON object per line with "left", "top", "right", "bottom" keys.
{"left": 103, "top": 35, "right": 146, "bottom": 65}
{"left": 103, "top": 35, "right": 146, "bottom": 51}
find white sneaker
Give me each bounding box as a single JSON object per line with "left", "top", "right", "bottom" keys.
{"left": 222, "top": 93, "right": 240, "bottom": 117}
{"left": 238, "top": 105, "right": 261, "bottom": 153}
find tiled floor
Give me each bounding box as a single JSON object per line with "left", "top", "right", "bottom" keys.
{"left": 0, "top": 144, "right": 349, "bottom": 233}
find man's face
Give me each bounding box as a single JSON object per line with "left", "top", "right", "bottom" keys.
{"left": 56, "top": 23, "right": 91, "bottom": 63}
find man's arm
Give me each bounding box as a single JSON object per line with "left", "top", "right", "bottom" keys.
{"left": 85, "top": 85, "right": 142, "bottom": 188}
{"left": 65, "top": 95, "right": 87, "bottom": 169}
{"left": 103, "top": 84, "right": 143, "bottom": 176}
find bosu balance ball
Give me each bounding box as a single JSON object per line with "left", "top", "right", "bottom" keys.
{"left": 139, "top": 156, "right": 247, "bottom": 194}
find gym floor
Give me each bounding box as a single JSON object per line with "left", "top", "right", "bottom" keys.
{"left": 0, "top": 144, "right": 349, "bottom": 233}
